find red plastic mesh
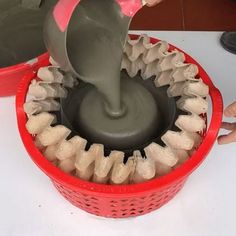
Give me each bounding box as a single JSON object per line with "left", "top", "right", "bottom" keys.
{"left": 53, "top": 178, "right": 186, "bottom": 218}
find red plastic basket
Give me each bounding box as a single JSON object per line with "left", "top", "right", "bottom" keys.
{"left": 0, "top": 53, "right": 49, "bottom": 97}
{"left": 16, "top": 35, "right": 223, "bottom": 218}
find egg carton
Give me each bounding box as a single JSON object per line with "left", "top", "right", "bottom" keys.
{"left": 123, "top": 34, "right": 208, "bottom": 152}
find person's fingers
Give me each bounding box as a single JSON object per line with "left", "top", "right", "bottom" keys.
{"left": 218, "top": 102, "right": 236, "bottom": 144}
{"left": 221, "top": 122, "right": 236, "bottom": 131}
{"left": 218, "top": 129, "right": 236, "bottom": 145}
{"left": 224, "top": 101, "right": 236, "bottom": 117}
{"left": 145, "top": 0, "right": 163, "bottom": 7}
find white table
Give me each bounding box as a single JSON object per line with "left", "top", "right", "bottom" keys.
{"left": 1, "top": 31, "right": 236, "bottom": 236}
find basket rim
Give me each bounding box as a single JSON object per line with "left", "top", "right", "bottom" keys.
{"left": 0, "top": 53, "right": 49, "bottom": 76}
{"left": 15, "top": 34, "right": 223, "bottom": 196}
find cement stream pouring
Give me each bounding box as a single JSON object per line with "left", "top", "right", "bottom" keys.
{"left": 46, "top": 0, "right": 162, "bottom": 151}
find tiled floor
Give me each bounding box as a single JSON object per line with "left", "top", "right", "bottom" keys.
{"left": 130, "top": 0, "right": 236, "bottom": 31}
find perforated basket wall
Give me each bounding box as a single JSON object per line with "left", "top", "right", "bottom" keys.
{"left": 53, "top": 178, "right": 186, "bottom": 217}
{"left": 16, "top": 35, "right": 223, "bottom": 218}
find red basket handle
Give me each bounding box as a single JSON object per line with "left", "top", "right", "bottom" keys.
{"left": 200, "top": 65, "right": 223, "bottom": 140}
{"left": 208, "top": 86, "right": 223, "bottom": 139}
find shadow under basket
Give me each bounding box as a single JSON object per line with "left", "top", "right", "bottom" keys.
{"left": 16, "top": 35, "right": 223, "bottom": 218}
{"left": 0, "top": 53, "right": 49, "bottom": 97}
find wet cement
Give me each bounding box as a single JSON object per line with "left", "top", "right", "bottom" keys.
{"left": 57, "top": 0, "right": 163, "bottom": 149}
{"left": 38, "top": 0, "right": 170, "bottom": 150}
{"left": 77, "top": 77, "right": 159, "bottom": 149}
{"left": 43, "top": 0, "right": 177, "bottom": 152}
{"left": 60, "top": 72, "right": 178, "bottom": 152}
{"left": 0, "top": 0, "right": 57, "bottom": 67}
{"left": 67, "top": 0, "right": 131, "bottom": 115}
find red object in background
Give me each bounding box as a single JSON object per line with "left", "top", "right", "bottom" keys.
{"left": 0, "top": 53, "right": 49, "bottom": 97}
{"left": 16, "top": 35, "right": 223, "bottom": 218}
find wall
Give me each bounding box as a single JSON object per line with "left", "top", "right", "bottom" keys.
{"left": 130, "top": 0, "right": 236, "bottom": 31}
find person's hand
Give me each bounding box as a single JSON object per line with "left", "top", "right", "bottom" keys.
{"left": 218, "top": 102, "right": 236, "bottom": 145}
{"left": 145, "top": 0, "right": 163, "bottom": 7}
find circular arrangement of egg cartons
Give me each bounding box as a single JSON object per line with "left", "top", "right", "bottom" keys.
{"left": 16, "top": 35, "right": 223, "bottom": 218}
